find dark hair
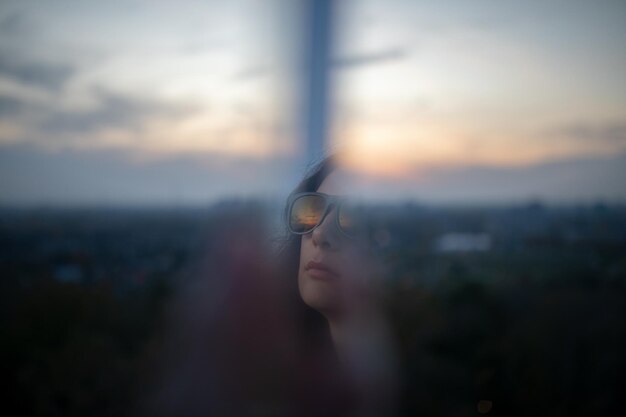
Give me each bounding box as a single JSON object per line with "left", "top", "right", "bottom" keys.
{"left": 277, "top": 155, "right": 338, "bottom": 349}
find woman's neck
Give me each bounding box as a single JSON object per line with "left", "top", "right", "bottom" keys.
{"left": 324, "top": 307, "right": 399, "bottom": 416}
{"left": 326, "top": 307, "right": 380, "bottom": 352}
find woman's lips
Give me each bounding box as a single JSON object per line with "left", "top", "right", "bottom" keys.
{"left": 305, "top": 260, "right": 339, "bottom": 281}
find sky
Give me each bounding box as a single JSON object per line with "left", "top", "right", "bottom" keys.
{"left": 0, "top": 0, "right": 625, "bottom": 206}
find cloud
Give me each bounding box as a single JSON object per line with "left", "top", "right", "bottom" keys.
{"left": 405, "top": 152, "right": 626, "bottom": 203}
{"left": 0, "top": 143, "right": 295, "bottom": 206}
{"left": 1, "top": 78, "right": 287, "bottom": 157}
{"left": 179, "top": 39, "right": 229, "bottom": 56}
{"left": 0, "top": 94, "right": 23, "bottom": 117}
{"left": 556, "top": 121, "right": 626, "bottom": 143}
{"left": 38, "top": 88, "right": 194, "bottom": 136}
{"left": 0, "top": 54, "right": 74, "bottom": 91}
{"left": 231, "top": 66, "right": 267, "bottom": 81}
{"left": 340, "top": 151, "right": 626, "bottom": 204}
{"left": 333, "top": 48, "right": 408, "bottom": 69}
{"left": 0, "top": 84, "right": 201, "bottom": 151}
{"left": 0, "top": 10, "right": 28, "bottom": 37}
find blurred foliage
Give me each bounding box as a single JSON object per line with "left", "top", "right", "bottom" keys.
{"left": 1, "top": 204, "right": 625, "bottom": 416}
{"left": 387, "top": 260, "right": 626, "bottom": 416}
{"left": 1, "top": 278, "right": 170, "bottom": 417}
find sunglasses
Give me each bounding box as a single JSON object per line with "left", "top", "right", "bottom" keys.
{"left": 287, "top": 192, "right": 366, "bottom": 238}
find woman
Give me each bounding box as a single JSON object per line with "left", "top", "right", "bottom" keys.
{"left": 279, "top": 155, "right": 398, "bottom": 417}
{"left": 146, "top": 155, "right": 397, "bottom": 417}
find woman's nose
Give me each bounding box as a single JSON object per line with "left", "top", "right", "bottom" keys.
{"left": 311, "top": 207, "right": 341, "bottom": 250}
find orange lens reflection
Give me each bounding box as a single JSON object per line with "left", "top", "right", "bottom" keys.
{"left": 290, "top": 195, "right": 326, "bottom": 233}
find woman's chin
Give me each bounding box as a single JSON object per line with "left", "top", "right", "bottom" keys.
{"left": 299, "top": 275, "right": 341, "bottom": 313}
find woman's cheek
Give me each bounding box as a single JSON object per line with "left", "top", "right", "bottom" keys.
{"left": 339, "top": 251, "right": 372, "bottom": 288}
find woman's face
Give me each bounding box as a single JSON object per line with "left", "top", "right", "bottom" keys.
{"left": 298, "top": 171, "right": 380, "bottom": 317}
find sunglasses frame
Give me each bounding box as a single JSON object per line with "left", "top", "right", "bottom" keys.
{"left": 287, "top": 192, "right": 358, "bottom": 238}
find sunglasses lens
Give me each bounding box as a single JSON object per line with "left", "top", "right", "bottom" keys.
{"left": 338, "top": 202, "right": 366, "bottom": 237}
{"left": 290, "top": 194, "right": 326, "bottom": 233}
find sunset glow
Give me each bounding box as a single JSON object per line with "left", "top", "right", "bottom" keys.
{"left": 1, "top": 0, "right": 625, "bottom": 204}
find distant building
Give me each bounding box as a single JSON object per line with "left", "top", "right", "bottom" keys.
{"left": 434, "top": 233, "right": 492, "bottom": 253}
